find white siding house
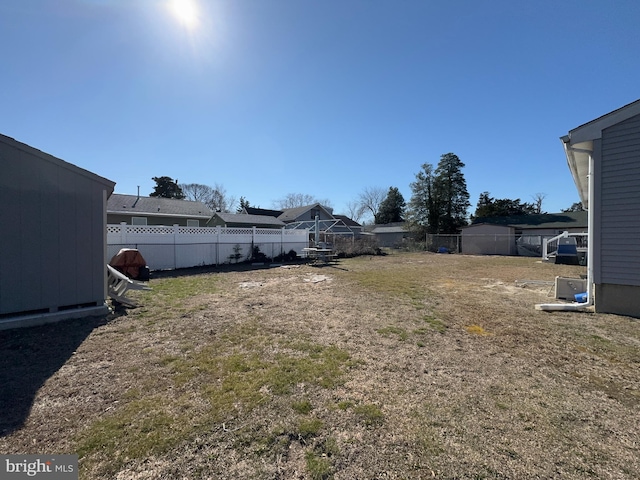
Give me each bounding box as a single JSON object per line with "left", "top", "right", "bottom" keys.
{"left": 562, "top": 99, "right": 640, "bottom": 317}
{"left": 0, "top": 134, "right": 115, "bottom": 329}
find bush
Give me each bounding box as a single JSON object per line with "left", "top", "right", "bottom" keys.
{"left": 333, "top": 236, "right": 383, "bottom": 258}
{"left": 273, "top": 249, "right": 299, "bottom": 263}
{"left": 250, "top": 245, "right": 270, "bottom": 263}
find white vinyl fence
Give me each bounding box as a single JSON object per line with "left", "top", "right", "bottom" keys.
{"left": 107, "top": 224, "right": 309, "bottom": 270}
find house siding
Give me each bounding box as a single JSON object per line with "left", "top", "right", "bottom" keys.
{"left": 599, "top": 114, "right": 640, "bottom": 288}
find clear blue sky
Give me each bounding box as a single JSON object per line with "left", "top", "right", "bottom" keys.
{"left": 2, "top": 0, "right": 639, "bottom": 219}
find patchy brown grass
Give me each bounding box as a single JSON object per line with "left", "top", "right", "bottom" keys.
{"left": 2, "top": 252, "right": 640, "bottom": 479}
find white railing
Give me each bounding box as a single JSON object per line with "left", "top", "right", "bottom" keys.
{"left": 542, "top": 231, "right": 589, "bottom": 261}
{"left": 107, "top": 224, "right": 309, "bottom": 270}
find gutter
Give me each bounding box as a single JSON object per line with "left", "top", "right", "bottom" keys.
{"left": 536, "top": 144, "right": 594, "bottom": 312}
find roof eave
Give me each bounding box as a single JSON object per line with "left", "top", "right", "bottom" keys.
{"left": 561, "top": 136, "right": 591, "bottom": 209}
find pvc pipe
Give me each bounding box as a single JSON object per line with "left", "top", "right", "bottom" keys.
{"left": 536, "top": 149, "right": 594, "bottom": 312}
{"left": 535, "top": 301, "right": 591, "bottom": 312}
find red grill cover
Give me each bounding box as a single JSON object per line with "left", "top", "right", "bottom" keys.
{"left": 109, "top": 248, "right": 148, "bottom": 279}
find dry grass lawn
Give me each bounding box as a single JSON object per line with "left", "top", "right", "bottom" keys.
{"left": 2, "top": 252, "right": 640, "bottom": 479}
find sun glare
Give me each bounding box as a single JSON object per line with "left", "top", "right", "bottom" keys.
{"left": 168, "top": 0, "right": 200, "bottom": 29}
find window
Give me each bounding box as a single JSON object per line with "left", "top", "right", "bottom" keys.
{"left": 132, "top": 217, "right": 147, "bottom": 225}
{"left": 187, "top": 219, "right": 199, "bottom": 227}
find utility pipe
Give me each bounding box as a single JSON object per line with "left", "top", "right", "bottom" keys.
{"left": 536, "top": 147, "right": 594, "bottom": 312}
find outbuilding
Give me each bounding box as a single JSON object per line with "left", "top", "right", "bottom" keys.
{"left": 562, "top": 99, "right": 640, "bottom": 317}
{"left": 0, "top": 134, "right": 115, "bottom": 329}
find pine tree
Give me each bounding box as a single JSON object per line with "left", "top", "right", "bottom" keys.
{"left": 407, "top": 153, "right": 470, "bottom": 234}
{"left": 408, "top": 163, "right": 439, "bottom": 234}
{"left": 433, "top": 153, "right": 470, "bottom": 233}
{"left": 150, "top": 176, "right": 185, "bottom": 199}
{"left": 375, "top": 187, "right": 406, "bottom": 224}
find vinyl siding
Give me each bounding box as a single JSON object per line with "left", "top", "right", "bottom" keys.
{"left": 0, "top": 136, "right": 113, "bottom": 316}
{"left": 600, "top": 114, "right": 640, "bottom": 286}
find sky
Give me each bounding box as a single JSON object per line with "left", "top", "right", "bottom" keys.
{"left": 2, "top": 0, "right": 640, "bottom": 221}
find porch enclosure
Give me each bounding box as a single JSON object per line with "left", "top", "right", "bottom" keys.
{"left": 108, "top": 224, "right": 309, "bottom": 271}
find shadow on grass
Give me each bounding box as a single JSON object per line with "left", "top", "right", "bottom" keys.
{"left": 0, "top": 313, "right": 120, "bottom": 437}
{"left": 149, "top": 259, "right": 311, "bottom": 279}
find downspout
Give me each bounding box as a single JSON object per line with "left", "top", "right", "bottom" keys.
{"left": 536, "top": 146, "right": 594, "bottom": 311}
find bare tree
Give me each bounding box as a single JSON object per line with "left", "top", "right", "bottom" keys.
{"left": 344, "top": 199, "right": 366, "bottom": 223}
{"left": 179, "top": 182, "right": 236, "bottom": 212}
{"left": 210, "top": 183, "right": 236, "bottom": 213}
{"left": 273, "top": 193, "right": 319, "bottom": 210}
{"left": 531, "top": 192, "right": 547, "bottom": 214}
{"left": 180, "top": 183, "right": 214, "bottom": 203}
{"left": 358, "top": 186, "right": 386, "bottom": 223}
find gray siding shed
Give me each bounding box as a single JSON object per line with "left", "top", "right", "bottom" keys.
{"left": 0, "top": 134, "right": 115, "bottom": 328}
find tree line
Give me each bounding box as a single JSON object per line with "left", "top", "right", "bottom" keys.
{"left": 150, "top": 152, "right": 582, "bottom": 234}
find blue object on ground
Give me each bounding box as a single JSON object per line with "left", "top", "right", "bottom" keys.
{"left": 574, "top": 292, "right": 587, "bottom": 303}
{"left": 437, "top": 247, "right": 449, "bottom": 254}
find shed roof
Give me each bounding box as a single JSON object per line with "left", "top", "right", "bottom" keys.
{"left": 470, "top": 211, "right": 587, "bottom": 230}
{"left": 107, "top": 193, "right": 212, "bottom": 219}
{"left": 371, "top": 225, "right": 408, "bottom": 234}
{"left": 0, "top": 133, "right": 115, "bottom": 192}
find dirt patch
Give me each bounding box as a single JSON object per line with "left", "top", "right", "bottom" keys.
{"left": 2, "top": 253, "right": 639, "bottom": 479}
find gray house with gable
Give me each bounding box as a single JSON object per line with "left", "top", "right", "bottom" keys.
{"left": 562, "top": 99, "right": 640, "bottom": 317}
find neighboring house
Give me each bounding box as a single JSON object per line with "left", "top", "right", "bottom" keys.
{"left": 0, "top": 134, "right": 115, "bottom": 329}
{"left": 334, "top": 215, "right": 364, "bottom": 236}
{"left": 245, "top": 203, "right": 362, "bottom": 239}
{"left": 277, "top": 203, "right": 335, "bottom": 223}
{"left": 107, "top": 193, "right": 212, "bottom": 226}
{"left": 562, "top": 99, "right": 640, "bottom": 317}
{"left": 207, "top": 212, "right": 285, "bottom": 228}
{"left": 369, "top": 223, "right": 410, "bottom": 248}
{"left": 462, "top": 212, "right": 588, "bottom": 256}
{"left": 244, "top": 207, "right": 285, "bottom": 217}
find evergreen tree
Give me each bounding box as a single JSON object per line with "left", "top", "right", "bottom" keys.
{"left": 562, "top": 201, "right": 585, "bottom": 212}
{"left": 237, "top": 196, "right": 251, "bottom": 213}
{"left": 408, "top": 153, "right": 470, "bottom": 234}
{"left": 407, "top": 163, "right": 439, "bottom": 234}
{"left": 433, "top": 153, "right": 470, "bottom": 233}
{"left": 472, "top": 192, "right": 536, "bottom": 219}
{"left": 150, "top": 176, "right": 185, "bottom": 199}
{"left": 375, "top": 187, "right": 406, "bottom": 224}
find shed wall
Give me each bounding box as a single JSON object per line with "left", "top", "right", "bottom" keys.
{"left": 0, "top": 140, "right": 112, "bottom": 316}
{"left": 599, "top": 114, "right": 640, "bottom": 287}
{"left": 461, "top": 225, "right": 515, "bottom": 255}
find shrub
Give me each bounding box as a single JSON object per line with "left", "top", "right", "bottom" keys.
{"left": 333, "top": 236, "right": 382, "bottom": 258}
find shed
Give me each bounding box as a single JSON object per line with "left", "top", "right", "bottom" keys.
{"left": 0, "top": 134, "right": 115, "bottom": 329}
{"left": 562, "top": 99, "right": 640, "bottom": 317}
{"left": 462, "top": 212, "right": 588, "bottom": 256}
{"left": 461, "top": 223, "right": 516, "bottom": 255}
{"left": 370, "top": 223, "right": 410, "bottom": 248}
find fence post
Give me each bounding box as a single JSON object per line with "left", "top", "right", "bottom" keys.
{"left": 173, "top": 224, "right": 179, "bottom": 269}
{"left": 119, "top": 222, "right": 127, "bottom": 245}
{"left": 216, "top": 226, "right": 221, "bottom": 266}
{"left": 281, "top": 227, "right": 285, "bottom": 257}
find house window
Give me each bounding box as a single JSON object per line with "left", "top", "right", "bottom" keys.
{"left": 132, "top": 217, "right": 148, "bottom": 225}
{"left": 187, "top": 219, "right": 199, "bottom": 227}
